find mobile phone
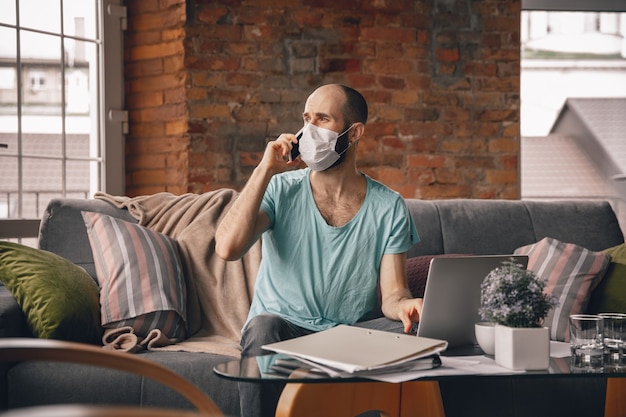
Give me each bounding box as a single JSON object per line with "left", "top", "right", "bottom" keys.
{"left": 289, "top": 131, "right": 302, "bottom": 161}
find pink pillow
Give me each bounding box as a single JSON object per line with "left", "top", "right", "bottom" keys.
{"left": 515, "top": 237, "right": 610, "bottom": 342}
{"left": 82, "top": 211, "right": 187, "bottom": 340}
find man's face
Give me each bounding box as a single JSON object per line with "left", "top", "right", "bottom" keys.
{"left": 302, "top": 85, "right": 347, "bottom": 134}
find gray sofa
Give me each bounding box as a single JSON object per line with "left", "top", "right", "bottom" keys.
{"left": 0, "top": 196, "right": 624, "bottom": 417}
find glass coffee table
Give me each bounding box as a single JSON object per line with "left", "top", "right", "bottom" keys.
{"left": 214, "top": 350, "right": 626, "bottom": 417}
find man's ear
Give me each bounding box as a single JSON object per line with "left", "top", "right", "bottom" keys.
{"left": 351, "top": 122, "right": 365, "bottom": 143}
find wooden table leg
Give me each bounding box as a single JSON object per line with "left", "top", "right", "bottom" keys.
{"left": 400, "top": 381, "right": 446, "bottom": 417}
{"left": 604, "top": 378, "right": 626, "bottom": 417}
{"left": 275, "top": 381, "right": 401, "bottom": 417}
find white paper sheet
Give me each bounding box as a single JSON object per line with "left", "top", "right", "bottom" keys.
{"left": 549, "top": 341, "right": 571, "bottom": 358}
{"left": 363, "top": 355, "right": 525, "bottom": 383}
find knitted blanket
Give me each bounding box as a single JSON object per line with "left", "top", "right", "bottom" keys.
{"left": 95, "top": 189, "right": 261, "bottom": 358}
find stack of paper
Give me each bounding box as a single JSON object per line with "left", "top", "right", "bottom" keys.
{"left": 262, "top": 325, "right": 448, "bottom": 378}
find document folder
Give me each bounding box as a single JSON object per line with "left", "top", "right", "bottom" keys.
{"left": 262, "top": 325, "right": 447, "bottom": 376}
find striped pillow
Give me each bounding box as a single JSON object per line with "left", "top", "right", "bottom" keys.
{"left": 514, "top": 237, "right": 610, "bottom": 342}
{"left": 82, "top": 211, "right": 187, "bottom": 340}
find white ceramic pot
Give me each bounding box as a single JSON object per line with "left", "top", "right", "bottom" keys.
{"left": 475, "top": 322, "right": 495, "bottom": 355}
{"left": 494, "top": 324, "right": 550, "bottom": 370}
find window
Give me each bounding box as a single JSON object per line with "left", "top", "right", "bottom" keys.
{"left": 521, "top": 9, "right": 626, "bottom": 136}
{"left": 520, "top": 0, "right": 626, "bottom": 233}
{"left": 0, "top": 0, "right": 125, "bottom": 245}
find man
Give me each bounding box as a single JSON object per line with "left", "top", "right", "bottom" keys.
{"left": 216, "top": 84, "right": 423, "bottom": 360}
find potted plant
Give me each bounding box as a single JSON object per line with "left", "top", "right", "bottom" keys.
{"left": 478, "top": 259, "right": 558, "bottom": 370}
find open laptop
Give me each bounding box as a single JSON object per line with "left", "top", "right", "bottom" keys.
{"left": 416, "top": 255, "right": 529, "bottom": 352}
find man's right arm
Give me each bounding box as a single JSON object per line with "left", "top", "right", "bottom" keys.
{"left": 215, "top": 134, "right": 299, "bottom": 261}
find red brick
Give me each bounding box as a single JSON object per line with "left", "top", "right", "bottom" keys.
{"left": 478, "top": 109, "right": 517, "bottom": 122}
{"left": 377, "top": 167, "right": 407, "bottom": 186}
{"left": 128, "top": 122, "right": 165, "bottom": 139}
{"left": 407, "top": 154, "right": 447, "bottom": 168}
{"left": 126, "top": 0, "right": 159, "bottom": 15}
{"left": 165, "top": 118, "right": 188, "bottom": 136}
{"left": 485, "top": 169, "right": 518, "bottom": 184}
{"left": 483, "top": 16, "right": 519, "bottom": 32}
{"left": 188, "top": 57, "right": 241, "bottom": 71}
{"left": 416, "top": 185, "right": 472, "bottom": 200}
{"left": 406, "top": 137, "right": 438, "bottom": 153}
{"left": 189, "top": 104, "right": 231, "bottom": 120}
{"left": 164, "top": 55, "right": 185, "bottom": 73}
{"left": 130, "top": 9, "right": 185, "bottom": 32}
{"left": 129, "top": 74, "right": 185, "bottom": 93}
{"left": 136, "top": 103, "right": 187, "bottom": 122}
{"left": 292, "top": 10, "right": 324, "bottom": 27}
{"left": 436, "top": 47, "right": 460, "bottom": 62}
{"left": 127, "top": 153, "right": 167, "bottom": 171}
{"left": 127, "top": 135, "right": 186, "bottom": 154}
{"left": 126, "top": 91, "right": 164, "bottom": 108}
{"left": 364, "top": 59, "right": 413, "bottom": 75}
{"left": 499, "top": 155, "right": 519, "bottom": 170}
{"left": 381, "top": 136, "right": 406, "bottom": 151}
{"left": 407, "top": 167, "right": 436, "bottom": 185}
{"left": 391, "top": 184, "right": 419, "bottom": 199}
{"left": 126, "top": 59, "right": 164, "bottom": 77}
{"left": 321, "top": 59, "right": 361, "bottom": 73}
{"left": 462, "top": 62, "right": 497, "bottom": 77}
{"left": 392, "top": 91, "right": 419, "bottom": 105}
{"left": 503, "top": 122, "right": 520, "bottom": 137}
{"left": 360, "top": 27, "right": 415, "bottom": 43}
{"left": 489, "top": 138, "right": 519, "bottom": 153}
{"left": 435, "top": 168, "right": 462, "bottom": 184}
{"left": 197, "top": 6, "right": 230, "bottom": 24}
{"left": 162, "top": 28, "right": 185, "bottom": 42}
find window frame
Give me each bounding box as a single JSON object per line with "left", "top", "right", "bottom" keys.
{"left": 0, "top": 0, "right": 125, "bottom": 241}
{"left": 522, "top": 0, "right": 626, "bottom": 12}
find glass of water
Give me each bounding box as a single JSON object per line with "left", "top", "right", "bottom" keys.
{"left": 569, "top": 314, "right": 604, "bottom": 372}
{"left": 599, "top": 313, "right": 626, "bottom": 369}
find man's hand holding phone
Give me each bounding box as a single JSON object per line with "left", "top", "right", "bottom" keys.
{"left": 289, "top": 131, "right": 302, "bottom": 162}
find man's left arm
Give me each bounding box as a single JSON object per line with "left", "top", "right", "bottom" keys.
{"left": 379, "top": 252, "right": 423, "bottom": 333}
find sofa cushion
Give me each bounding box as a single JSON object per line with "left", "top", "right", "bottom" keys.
{"left": 0, "top": 242, "right": 101, "bottom": 343}
{"left": 514, "top": 237, "right": 611, "bottom": 342}
{"left": 586, "top": 243, "right": 626, "bottom": 314}
{"left": 82, "top": 211, "right": 187, "bottom": 339}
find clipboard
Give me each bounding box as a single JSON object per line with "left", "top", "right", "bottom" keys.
{"left": 262, "top": 325, "right": 447, "bottom": 376}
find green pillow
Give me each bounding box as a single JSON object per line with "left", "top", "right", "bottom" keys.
{"left": 0, "top": 241, "right": 101, "bottom": 344}
{"left": 587, "top": 243, "right": 626, "bottom": 314}
{"left": 605, "top": 243, "right": 626, "bottom": 264}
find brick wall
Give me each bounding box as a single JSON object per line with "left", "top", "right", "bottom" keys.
{"left": 125, "top": 0, "right": 521, "bottom": 199}
{"left": 124, "top": 0, "right": 189, "bottom": 196}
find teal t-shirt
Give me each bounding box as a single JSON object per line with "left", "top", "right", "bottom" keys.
{"left": 246, "top": 168, "right": 420, "bottom": 331}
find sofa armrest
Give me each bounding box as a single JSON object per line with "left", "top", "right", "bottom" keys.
{"left": 0, "top": 284, "right": 31, "bottom": 339}
{"left": 39, "top": 198, "right": 137, "bottom": 281}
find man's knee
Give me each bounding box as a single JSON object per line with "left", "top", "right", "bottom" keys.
{"left": 241, "top": 314, "right": 290, "bottom": 357}
{"left": 241, "top": 314, "right": 312, "bottom": 357}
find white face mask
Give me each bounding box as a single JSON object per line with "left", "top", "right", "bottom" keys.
{"left": 298, "top": 123, "right": 354, "bottom": 171}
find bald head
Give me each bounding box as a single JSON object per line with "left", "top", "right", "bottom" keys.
{"left": 308, "top": 84, "right": 368, "bottom": 130}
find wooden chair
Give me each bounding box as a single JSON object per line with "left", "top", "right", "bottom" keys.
{"left": 0, "top": 338, "right": 224, "bottom": 417}
{"left": 0, "top": 404, "right": 210, "bottom": 417}
{"left": 604, "top": 377, "right": 626, "bottom": 417}
{"left": 275, "top": 379, "right": 446, "bottom": 417}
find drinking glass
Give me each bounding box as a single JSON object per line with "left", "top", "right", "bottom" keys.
{"left": 569, "top": 314, "right": 604, "bottom": 372}
{"left": 599, "top": 313, "right": 626, "bottom": 368}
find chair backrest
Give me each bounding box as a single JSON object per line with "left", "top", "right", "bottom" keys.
{"left": 0, "top": 338, "right": 224, "bottom": 416}
{"left": 0, "top": 404, "right": 212, "bottom": 417}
